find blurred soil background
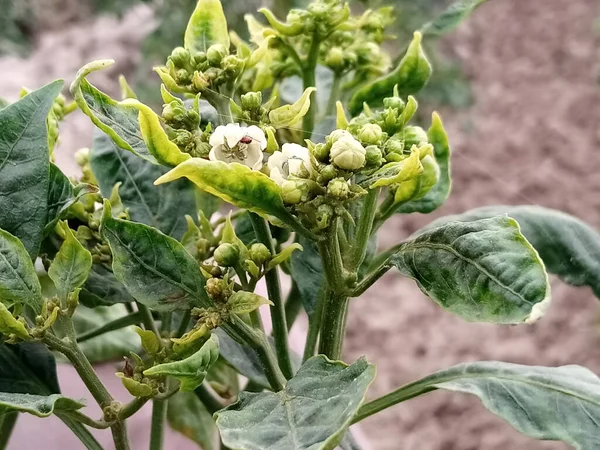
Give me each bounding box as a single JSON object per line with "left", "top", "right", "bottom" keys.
{"left": 2, "top": 0, "right": 600, "bottom": 448}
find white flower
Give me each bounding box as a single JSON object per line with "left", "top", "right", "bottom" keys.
{"left": 209, "top": 124, "right": 267, "bottom": 170}
{"left": 267, "top": 143, "right": 312, "bottom": 186}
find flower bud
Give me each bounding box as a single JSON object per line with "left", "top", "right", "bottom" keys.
{"left": 326, "top": 47, "right": 345, "bottom": 71}
{"left": 281, "top": 180, "right": 304, "bottom": 204}
{"left": 316, "top": 204, "right": 333, "bottom": 229}
{"left": 214, "top": 243, "right": 240, "bottom": 267}
{"left": 75, "top": 148, "right": 90, "bottom": 167}
{"left": 192, "top": 51, "right": 207, "bottom": 67}
{"left": 327, "top": 178, "right": 350, "bottom": 200}
{"left": 319, "top": 164, "right": 338, "bottom": 183}
{"left": 222, "top": 55, "right": 242, "bottom": 74}
{"left": 249, "top": 243, "right": 272, "bottom": 265}
{"left": 358, "top": 124, "right": 384, "bottom": 145}
{"left": 330, "top": 136, "right": 366, "bottom": 170}
{"left": 171, "top": 47, "right": 191, "bottom": 67}
{"left": 365, "top": 145, "right": 383, "bottom": 167}
{"left": 383, "top": 96, "right": 405, "bottom": 111}
{"left": 312, "top": 143, "right": 330, "bottom": 161}
{"left": 241, "top": 92, "right": 263, "bottom": 111}
{"left": 401, "top": 126, "right": 428, "bottom": 149}
{"left": 205, "top": 277, "right": 231, "bottom": 301}
{"left": 384, "top": 138, "right": 404, "bottom": 155}
{"left": 207, "top": 44, "right": 228, "bottom": 66}
{"left": 192, "top": 71, "right": 210, "bottom": 91}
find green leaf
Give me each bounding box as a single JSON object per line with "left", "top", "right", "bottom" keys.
{"left": 90, "top": 130, "right": 196, "bottom": 239}
{"left": 101, "top": 214, "right": 210, "bottom": 311}
{"left": 360, "top": 361, "right": 600, "bottom": 450}
{"left": 396, "top": 112, "right": 451, "bottom": 213}
{"left": 133, "top": 325, "right": 161, "bottom": 356}
{"left": 267, "top": 243, "right": 303, "bottom": 271}
{"left": 0, "top": 228, "right": 42, "bottom": 309}
{"left": 71, "top": 305, "right": 141, "bottom": 364}
{"left": 70, "top": 60, "right": 158, "bottom": 164}
{"left": 167, "top": 391, "right": 217, "bottom": 450}
{"left": 420, "top": 0, "right": 490, "bottom": 37}
{"left": 155, "top": 159, "right": 295, "bottom": 224}
{"left": 0, "top": 342, "right": 60, "bottom": 395}
{"left": 79, "top": 265, "right": 135, "bottom": 307}
{"left": 215, "top": 355, "right": 376, "bottom": 450}
{"left": 290, "top": 236, "right": 323, "bottom": 317}
{"left": 226, "top": 291, "right": 272, "bottom": 315}
{"left": 144, "top": 334, "right": 219, "bottom": 392}
{"left": 0, "top": 303, "right": 29, "bottom": 339}
{"left": 48, "top": 222, "right": 92, "bottom": 299}
{"left": 184, "top": 0, "right": 230, "bottom": 53}
{"left": 0, "top": 80, "right": 63, "bottom": 258}
{"left": 0, "top": 393, "right": 84, "bottom": 418}
{"left": 349, "top": 32, "right": 432, "bottom": 115}
{"left": 425, "top": 205, "right": 600, "bottom": 300}
{"left": 269, "top": 87, "right": 317, "bottom": 128}
{"left": 389, "top": 216, "right": 550, "bottom": 324}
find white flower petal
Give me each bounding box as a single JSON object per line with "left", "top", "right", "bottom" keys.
{"left": 269, "top": 167, "right": 287, "bottom": 186}
{"left": 267, "top": 151, "right": 288, "bottom": 170}
{"left": 224, "top": 123, "right": 245, "bottom": 148}
{"left": 246, "top": 125, "right": 267, "bottom": 150}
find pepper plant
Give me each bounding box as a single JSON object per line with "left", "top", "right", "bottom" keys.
{"left": 1, "top": 1, "right": 600, "bottom": 449}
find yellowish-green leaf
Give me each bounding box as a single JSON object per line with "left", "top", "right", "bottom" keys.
{"left": 48, "top": 222, "right": 92, "bottom": 299}
{"left": 120, "top": 99, "right": 191, "bottom": 167}
{"left": 267, "top": 243, "right": 303, "bottom": 271}
{"left": 116, "top": 372, "right": 153, "bottom": 397}
{"left": 155, "top": 159, "right": 294, "bottom": 224}
{"left": 369, "top": 147, "right": 423, "bottom": 189}
{"left": 269, "top": 87, "right": 317, "bottom": 128}
{"left": 171, "top": 324, "right": 210, "bottom": 356}
{"left": 226, "top": 291, "right": 272, "bottom": 315}
{"left": 118, "top": 75, "right": 137, "bottom": 100}
{"left": 247, "top": 35, "right": 275, "bottom": 68}
{"left": 222, "top": 215, "right": 249, "bottom": 262}
{"left": 0, "top": 303, "right": 29, "bottom": 339}
{"left": 133, "top": 326, "right": 160, "bottom": 356}
{"left": 145, "top": 334, "right": 219, "bottom": 392}
{"left": 185, "top": 0, "right": 230, "bottom": 53}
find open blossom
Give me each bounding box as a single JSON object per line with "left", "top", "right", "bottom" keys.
{"left": 209, "top": 124, "right": 267, "bottom": 170}
{"left": 267, "top": 143, "right": 313, "bottom": 186}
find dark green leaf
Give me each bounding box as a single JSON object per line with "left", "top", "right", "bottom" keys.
{"left": 167, "top": 391, "right": 217, "bottom": 450}
{"left": 420, "top": 0, "right": 490, "bottom": 37}
{"left": 360, "top": 361, "right": 600, "bottom": 450}
{"left": 79, "top": 265, "right": 135, "bottom": 307}
{"left": 101, "top": 215, "right": 210, "bottom": 311}
{"left": 0, "top": 393, "right": 83, "bottom": 418}
{"left": 70, "top": 60, "right": 157, "bottom": 164}
{"left": 425, "top": 205, "right": 600, "bottom": 300}
{"left": 0, "top": 228, "right": 42, "bottom": 309}
{"left": 396, "top": 112, "right": 451, "bottom": 214}
{"left": 45, "top": 163, "right": 88, "bottom": 236}
{"left": 0, "top": 342, "right": 60, "bottom": 395}
{"left": 390, "top": 216, "right": 550, "bottom": 323}
{"left": 290, "top": 236, "right": 323, "bottom": 317}
{"left": 0, "top": 80, "right": 63, "bottom": 258}
{"left": 215, "top": 355, "right": 376, "bottom": 450}
{"left": 90, "top": 130, "right": 196, "bottom": 239}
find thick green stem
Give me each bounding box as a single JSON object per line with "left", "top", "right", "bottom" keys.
{"left": 302, "top": 32, "right": 320, "bottom": 140}
{"left": 195, "top": 383, "right": 226, "bottom": 414}
{"left": 0, "top": 412, "right": 18, "bottom": 450}
{"left": 302, "top": 287, "right": 326, "bottom": 362}
{"left": 137, "top": 302, "right": 162, "bottom": 344}
{"left": 150, "top": 399, "right": 168, "bottom": 450}
{"left": 110, "top": 421, "right": 131, "bottom": 450}
{"left": 57, "top": 413, "right": 104, "bottom": 450}
{"left": 325, "top": 72, "right": 342, "bottom": 116}
{"left": 77, "top": 311, "right": 142, "bottom": 343}
{"left": 317, "top": 291, "right": 349, "bottom": 360}
{"left": 249, "top": 214, "right": 294, "bottom": 380}
{"left": 284, "top": 281, "right": 302, "bottom": 330}
{"left": 349, "top": 189, "right": 379, "bottom": 270}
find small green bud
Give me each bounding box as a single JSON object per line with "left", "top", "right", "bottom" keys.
{"left": 358, "top": 124, "right": 384, "bottom": 145}
{"left": 316, "top": 203, "right": 334, "bottom": 229}
{"left": 400, "top": 126, "right": 428, "bottom": 149}
{"left": 249, "top": 243, "right": 272, "bottom": 265}
{"left": 241, "top": 92, "right": 263, "bottom": 111}
{"left": 207, "top": 44, "right": 228, "bottom": 65}
{"left": 281, "top": 180, "right": 304, "bottom": 204}
{"left": 383, "top": 96, "right": 405, "bottom": 111}
{"left": 365, "top": 145, "right": 383, "bottom": 167}
{"left": 222, "top": 55, "right": 242, "bottom": 74}
{"left": 205, "top": 277, "right": 231, "bottom": 301}
{"left": 327, "top": 178, "right": 350, "bottom": 200}
{"left": 330, "top": 136, "right": 366, "bottom": 170}
{"left": 192, "top": 71, "right": 210, "bottom": 91}
{"left": 384, "top": 138, "right": 404, "bottom": 155}
{"left": 214, "top": 243, "right": 240, "bottom": 267}
{"left": 326, "top": 47, "right": 345, "bottom": 71}
{"left": 74, "top": 148, "right": 90, "bottom": 167}
{"left": 192, "top": 51, "right": 207, "bottom": 67}
{"left": 171, "top": 47, "right": 191, "bottom": 67}
{"left": 312, "top": 143, "right": 330, "bottom": 161}
{"left": 319, "top": 164, "right": 339, "bottom": 183}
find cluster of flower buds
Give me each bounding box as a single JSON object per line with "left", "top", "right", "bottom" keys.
{"left": 161, "top": 87, "right": 212, "bottom": 158}
{"left": 156, "top": 44, "right": 245, "bottom": 96}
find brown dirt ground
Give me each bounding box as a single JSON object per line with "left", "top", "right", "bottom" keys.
{"left": 3, "top": 0, "right": 600, "bottom": 448}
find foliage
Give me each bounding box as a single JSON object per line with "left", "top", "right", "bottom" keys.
{"left": 1, "top": 1, "right": 598, "bottom": 450}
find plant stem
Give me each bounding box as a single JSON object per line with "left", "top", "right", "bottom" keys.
{"left": 150, "top": 399, "right": 168, "bottom": 450}
{"left": 302, "top": 32, "right": 320, "bottom": 140}
{"left": 317, "top": 290, "right": 349, "bottom": 360}
{"left": 110, "top": 421, "right": 131, "bottom": 450}
{"left": 195, "top": 383, "right": 226, "bottom": 414}
{"left": 174, "top": 309, "right": 192, "bottom": 338}
{"left": 284, "top": 281, "right": 302, "bottom": 329}
{"left": 118, "top": 397, "right": 148, "bottom": 421}
{"left": 302, "top": 287, "right": 327, "bottom": 362}
{"left": 249, "top": 213, "right": 294, "bottom": 380}
{"left": 0, "top": 412, "right": 18, "bottom": 450}
{"left": 77, "top": 311, "right": 142, "bottom": 343}
{"left": 325, "top": 72, "right": 342, "bottom": 116}
{"left": 349, "top": 188, "right": 379, "bottom": 271}
{"left": 137, "top": 302, "right": 162, "bottom": 343}
{"left": 57, "top": 413, "right": 104, "bottom": 450}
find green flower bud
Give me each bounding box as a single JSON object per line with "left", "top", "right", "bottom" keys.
{"left": 400, "top": 126, "right": 428, "bottom": 149}
{"left": 312, "top": 143, "right": 330, "bottom": 161}
{"left": 214, "top": 243, "right": 240, "bottom": 267}
{"left": 365, "top": 145, "right": 383, "bottom": 167}
{"left": 192, "top": 71, "right": 210, "bottom": 91}
{"left": 207, "top": 44, "right": 228, "bottom": 66}
{"left": 358, "top": 124, "right": 384, "bottom": 145}
{"left": 281, "top": 180, "right": 304, "bottom": 204}
{"left": 330, "top": 136, "right": 366, "bottom": 170}
{"left": 171, "top": 47, "right": 191, "bottom": 67}
{"left": 384, "top": 138, "right": 404, "bottom": 155}
{"left": 192, "top": 51, "right": 207, "bottom": 67}
{"left": 249, "top": 243, "right": 272, "bottom": 265}
{"left": 241, "top": 92, "right": 263, "bottom": 111}
{"left": 316, "top": 203, "right": 333, "bottom": 229}
{"left": 327, "top": 178, "right": 350, "bottom": 200}
{"left": 74, "top": 148, "right": 90, "bottom": 167}
{"left": 205, "top": 277, "right": 231, "bottom": 302}
{"left": 383, "top": 96, "right": 405, "bottom": 111}
{"left": 326, "top": 47, "right": 345, "bottom": 71}
{"left": 222, "top": 55, "right": 242, "bottom": 74}
{"left": 319, "top": 164, "right": 339, "bottom": 183}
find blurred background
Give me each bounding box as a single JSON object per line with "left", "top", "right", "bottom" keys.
{"left": 2, "top": 0, "right": 600, "bottom": 448}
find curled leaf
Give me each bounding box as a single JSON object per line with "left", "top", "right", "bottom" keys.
{"left": 269, "top": 87, "right": 317, "bottom": 128}
{"left": 258, "top": 8, "right": 303, "bottom": 36}
{"left": 145, "top": 334, "right": 219, "bottom": 392}
{"left": 121, "top": 99, "right": 191, "bottom": 167}
{"left": 0, "top": 303, "right": 29, "bottom": 340}
{"left": 267, "top": 243, "right": 303, "bottom": 271}
{"left": 226, "top": 291, "right": 272, "bottom": 315}
{"left": 133, "top": 326, "right": 161, "bottom": 356}
{"left": 171, "top": 324, "right": 210, "bottom": 356}
{"left": 116, "top": 372, "right": 153, "bottom": 398}
{"left": 369, "top": 147, "right": 423, "bottom": 189}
